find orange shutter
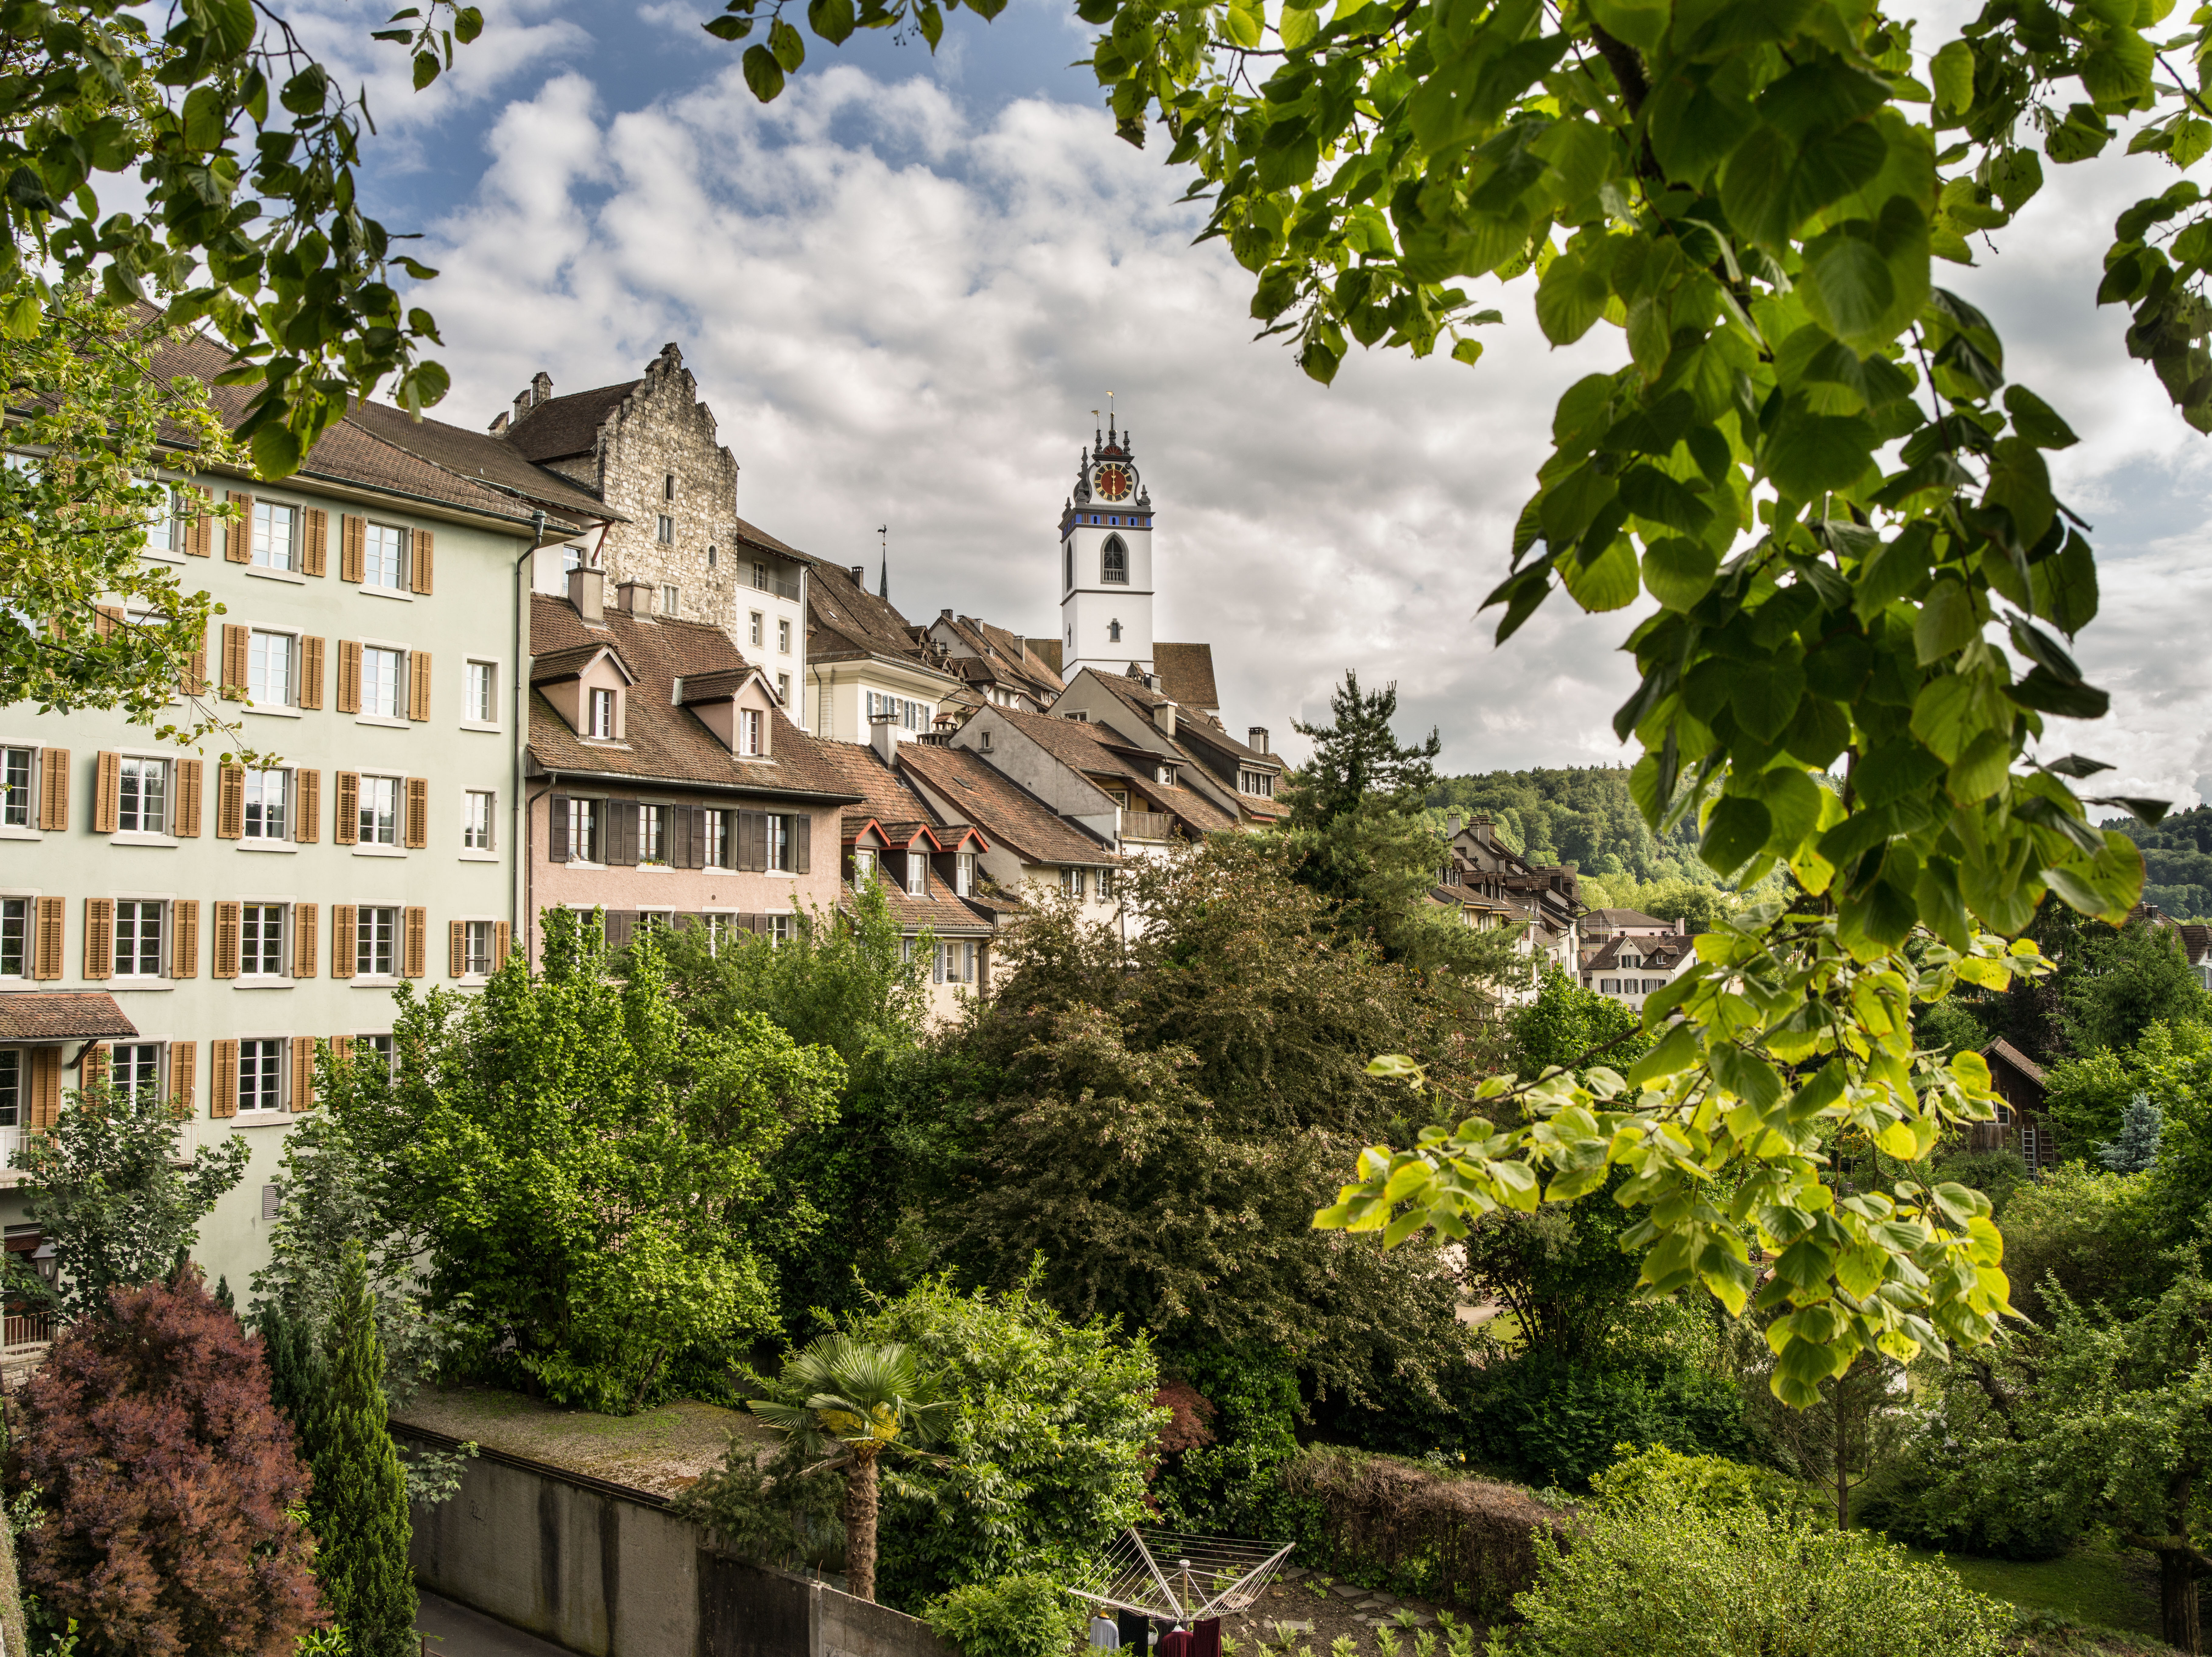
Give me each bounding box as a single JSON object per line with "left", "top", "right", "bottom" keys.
{"left": 332, "top": 1033, "right": 354, "bottom": 1068}
{"left": 169, "top": 1040, "right": 196, "bottom": 1116}
{"left": 293, "top": 902, "right": 318, "bottom": 978}
{"left": 81, "top": 1043, "right": 109, "bottom": 1093}
{"left": 405, "top": 777, "right": 428, "bottom": 848}
{"left": 216, "top": 765, "right": 244, "bottom": 839}
{"left": 210, "top": 1040, "right": 238, "bottom": 1118}
{"left": 408, "top": 651, "right": 431, "bottom": 722}
{"left": 93, "top": 604, "right": 124, "bottom": 640}
{"left": 212, "top": 901, "right": 241, "bottom": 978}
{"left": 295, "top": 768, "right": 321, "bottom": 842}
{"left": 411, "top": 528, "right": 435, "bottom": 595}
{"left": 174, "top": 758, "right": 203, "bottom": 838}
{"left": 224, "top": 492, "right": 254, "bottom": 562}
{"left": 221, "top": 624, "right": 249, "bottom": 697}
{"left": 28, "top": 1048, "right": 61, "bottom": 1129}
{"left": 402, "top": 907, "right": 427, "bottom": 978}
{"left": 171, "top": 899, "right": 199, "bottom": 978}
{"left": 336, "top": 640, "right": 361, "bottom": 712}
{"left": 291, "top": 1037, "right": 316, "bottom": 1111}
{"left": 334, "top": 772, "right": 359, "bottom": 845}
{"left": 37, "top": 747, "right": 68, "bottom": 830}
{"left": 302, "top": 507, "right": 328, "bottom": 577}
{"left": 298, "top": 636, "right": 325, "bottom": 709}
{"left": 181, "top": 485, "right": 212, "bottom": 557}
{"left": 83, "top": 898, "right": 114, "bottom": 980}
{"left": 494, "top": 921, "right": 511, "bottom": 971}
{"left": 32, "top": 897, "right": 63, "bottom": 979}
{"left": 341, "top": 515, "right": 365, "bottom": 583}
{"left": 181, "top": 626, "right": 208, "bottom": 696}
{"left": 93, "top": 750, "right": 120, "bottom": 832}
{"left": 331, "top": 905, "right": 357, "bottom": 979}
{"left": 449, "top": 919, "right": 466, "bottom": 978}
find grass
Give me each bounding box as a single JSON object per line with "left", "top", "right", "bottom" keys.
{"left": 1902, "top": 1537, "right": 2159, "bottom": 1641}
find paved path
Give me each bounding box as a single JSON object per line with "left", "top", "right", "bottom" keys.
{"left": 416, "top": 1591, "right": 576, "bottom": 1657}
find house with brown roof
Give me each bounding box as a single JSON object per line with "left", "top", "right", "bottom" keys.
{"left": 1429, "top": 814, "right": 1586, "bottom": 1002}
{"left": 1980, "top": 1038, "right": 2058, "bottom": 1168}
{"left": 1048, "top": 666, "right": 1285, "bottom": 826}
{"left": 801, "top": 561, "right": 966, "bottom": 747}
{"left": 893, "top": 740, "right": 1124, "bottom": 929}
{"left": 1578, "top": 931, "right": 1695, "bottom": 1010}
{"left": 922, "top": 610, "right": 1067, "bottom": 714}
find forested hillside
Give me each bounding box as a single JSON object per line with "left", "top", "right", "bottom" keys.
{"left": 1428, "top": 767, "right": 1710, "bottom": 885}
{"left": 2105, "top": 804, "right": 2212, "bottom": 919}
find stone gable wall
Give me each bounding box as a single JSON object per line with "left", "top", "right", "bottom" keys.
{"left": 593, "top": 345, "right": 744, "bottom": 636}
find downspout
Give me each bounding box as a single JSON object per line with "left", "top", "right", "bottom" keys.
{"left": 526, "top": 775, "right": 554, "bottom": 967}
{"left": 515, "top": 511, "right": 545, "bottom": 963}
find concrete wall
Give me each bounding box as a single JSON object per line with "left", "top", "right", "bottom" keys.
{"left": 397, "top": 1425, "right": 953, "bottom": 1657}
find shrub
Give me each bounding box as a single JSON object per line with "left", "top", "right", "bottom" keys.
{"left": 1588, "top": 1445, "right": 1822, "bottom": 1525}
{"left": 8, "top": 1271, "right": 324, "bottom": 1655}
{"left": 1455, "top": 1356, "right": 1763, "bottom": 1491}
{"left": 922, "top": 1574, "right": 1082, "bottom": 1657}
{"left": 1496, "top": 1483, "right": 2009, "bottom": 1657}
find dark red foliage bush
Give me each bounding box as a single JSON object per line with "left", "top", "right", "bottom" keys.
{"left": 8, "top": 1270, "right": 325, "bottom": 1656}
{"left": 1152, "top": 1379, "right": 1218, "bottom": 1457}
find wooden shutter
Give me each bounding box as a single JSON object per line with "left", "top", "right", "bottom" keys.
{"left": 408, "top": 651, "right": 431, "bottom": 722}
{"left": 83, "top": 898, "right": 114, "bottom": 980}
{"left": 182, "top": 485, "right": 212, "bottom": 558}
{"left": 28, "top": 1048, "right": 61, "bottom": 1129}
{"left": 37, "top": 747, "right": 68, "bottom": 830}
{"left": 411, "top": 528, "right": 435, "bottom": 595}
{"left": 171, "top": 899, "right": 199, "bottom": 978}
{"left": 181, "top": 626, "right": 208, "bottom": 696}
{"left": 169, "top": 1040, "right": 196, "bottom": 1116}
{"left": 494, "top": 921, "right": 511, "bottom": 972}
{"left": 332, "top": 1034, "right": 353, "bottom": 1068}
{"left": 794, "top": 813, "right": 811, "bottom": 874}
{"left": 604, "top": 910, "right": 636, "bottom": 951}
{"left": 449, "top": 920, "right": 466, "bottom": 978}
{"left": 671, "top": 804, "right": 693, "bottom": 869}
{"left": 340, "top": 515, "right": 365, "bottom": 582}
{"left": 607, "top": 800, "right": 638, "bottom": 867}
{"left": 331, "top": 904, "right": 357, "bottom": 979}
{"left": 82, "top": 1043, "right": 109, "bottom": 1092}
{"left": 216, "top": 765, "right": 245, "bottom": 839}
{"left": 404, "top": 777, "right": 428, "bottom": 849}
{"left": 212, "top": 901, "right": 241, "bottom": 978}
{"left": 302, "top": 507, "right": 328, "bottom": 577}
{"left": 291, "top": 1037, "right": 316, "bottom": 1111}
{"left": 334, "top": 772, "right": 359, "bottom": 845}
{"left": 336, "top": 640, "right": 362, "bottom": 712}
{"left": 298, "top": 636, "right": 325, "bottom": 709}
{"left": 221, "top": 624, "right": 249, "bottom": 696}
{"left": 93, "top": 750, "right": 120, "bottom": 832}
{"left": 224, "top": 491, "right": 254, "bottom": 561}
{"left": 93, "top": 603, "right": 124, "bottom": 639}
{"left": 295, "top": 768, "right": 321, "bottom": 842}
{"left": 402, "top": 907, "right": 427, "bottom": 978}
{"left": 548, "top": 794, "right": 569, "bottom": 863}
{"left": 210, "top": 1040, "right": 238, "bottom": 1119}
{"left": 294, "top": 902, "right": 319, "bottom": 979}
{"left": 174, "top": 758, "right": 203, "bottom": 837}
{"left": 32, "top": 897, "right": 62, "bottom": 979}
{"left": 739, "top": 810, "right": 764, "bottom": 872}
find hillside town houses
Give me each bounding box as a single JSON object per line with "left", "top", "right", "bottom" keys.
{"left": 0, "top": 341, "right": 1311, "bottom": 1305}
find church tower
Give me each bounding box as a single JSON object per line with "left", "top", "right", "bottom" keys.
{"left": 1058, "top": 413, "right": 1155, "bottom": 679}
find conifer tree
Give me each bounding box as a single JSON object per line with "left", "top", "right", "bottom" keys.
{"left": 312, "top": 1242, "right": 416, "bottom": 1657}
{"left": 1284, "top": 670, "right": 1441, "bottom": 828}
{"left": 259, "top": 1302, "right": 329, "bottom": 1476}
{"left": 2098, "top": 1095, "right": 2165, "bottom": 1176}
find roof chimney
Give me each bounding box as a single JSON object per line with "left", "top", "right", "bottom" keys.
{"left": 1447, "top": 813, "right": 1462, "bottom": 836}
{"left": 530, "top": 369, "right": 552, "bottom": 404}
{"left": 616, "top": 579, "right": 653, "bottom": 616}
{"left": 489, "top": 410, "right": 509, "bottom": 436}
{"left": 1247, "top": 725, "right": 1268, "bottom": 754}
{"left": 941, "top": 607, "right": 954, "bottom": 621}
{"left": 1154, "top": 700, "right": 1178, "bottom": 739}
{"left": 512, "top": 387, "right": 533, "bottom": 425}
{"left": 870, "top": 710, "right": 902, "bottom": 765}
{"left": 849, "top": 565, "right": 866, "bottom": 585}
{"left": 567, "top": 566, "right": 604, "bottom": 623}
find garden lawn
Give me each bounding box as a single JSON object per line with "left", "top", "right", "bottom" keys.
{"left": 395, "top": 1385, "right": 769, "bottom": 1496}
{"left": 1906, "top": 1539, "right": 2158, "bottom": 1640}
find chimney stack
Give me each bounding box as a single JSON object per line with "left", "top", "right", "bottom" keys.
{"left": 1154, "top": 700, "right": 1178, "bottom": 739}
{"left": 1247, "top": 726, "right": 1268, "bottom": 753}
{"left": 1447, "top": 813, "right": 1463, "bottom": 837}
{"left": 567, "top": 566, "right": 605, "bottom": 623}
{"left": 616, "top": 579, "right": 653, "bottom": 616}
{"left": 489, "top": 411, "right": 509, "bottom": 436}
{"left": 869, "top": 711, "right": 902, "bottom": 765}
{"left": 531, "top": 369, "right": 553, "bottom": 404}
{"left": 849, "top": 565, "right": 867, "bottom": 585}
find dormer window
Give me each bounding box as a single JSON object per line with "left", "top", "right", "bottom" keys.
{"left": 853, "top": 848, "right": 876, "bottom": 887}
{"left": 1101, "top": 535, "right": 1128, "bottom": 585}
{"left": 738, "top": 708, "right": 765, "bottom": 757}
{"left": 957, "top": 852, "right": 975, "bottom": 897}
{"left": 588, "top": 688, "right": 615, "bottom": 738}
{"left": 907, "top": 850, "right": 927, "bottom": 896}
{"left": 1157, "top": 764, "right": 1177, "bottom": 787}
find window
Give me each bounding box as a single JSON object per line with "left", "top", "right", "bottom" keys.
{"left": 1097, "top": 867, "right": 1115, "bottom": 901}
{"left": 241, "top": 904, "right": 286, "bottom": 977}
{"left": 2, "top": 747, "right": 30, "bottom": 827}
{"left": 248, "top": 630, "right": 293, "bottom": 707}
{"left": 358, "top": 776, "right": 400, "bottom": 846}
{"left": 252, "top": 501, "right": 298, "bottom": 570}
{"left": 656, "top": 514, "right": 674, "bottom": 545}
{"left": 363, "top": 522, "right": 407, "bottom": 589}
{"left": 1108, "top": 619, "right": 1122, "bottom": 643}
{"left": 852, "top": 847, "right": 876, "bottom": 886}
{"left": 660, "top": 584, "right": 679, "bottom": 619}
{"left": 1240, "top": 769, "right": 1276, "bottom": 798}
{"left": 360, "top": 1033, "right": 396, "bottom": 1072}
{"left": 1064, "top": 541, "right": 1073, "bottom": 591}
{"left": 748, "top": 612, "right": 764, "bottom": 647}
{"left": 956, "top": 852, "right": 975, "bottom": 897}
{"left": 0, "top": 898, "right": 24, "bottom": 977}
{"left": 707, "top": 544, "right": 717, "bottom": 569}
{"left": 739, "top": 708, "right": 764, "bottom": 757}
{"left": 1061, "top": 867, "right": 1086, "bottom": 899}
{"left": 641, "top": 803, "right": 670, "bottom": 865}
{"left": 752, "top": 560, "right": 767, "bottom": 590}
{"left": 663, "top": 473, "right": 676, "bottom": 502}
{"left": 905, "top": 849, "right": 926, "bottom": 896}
{"left": 243, "top": 769, "right": 289, "bottom": 841}
{"left": 566, "top": 797, "right": 602, "bottom": 863}
{"left": 466, "top": 661, "right": 496, "bottom": 723}
{"left": 1157, "top": 764, "right": 1178, "bottom": 788}
{"left": 107, "top": 1041, "right": 160, "bottom": 1101}
{"left": 0, "top": 1049, "right": 16, "bottom": 1126}
{"left": 143, "top": 485, "right": 182, "bottom": 555}
{"left": 357, "top": 906, "right": 397, "bottom": 977}
{"left": 777, "top": 673, "right": 790, "bottom": 704}
{"left": 464, "top": 920, "right": 496, "bottom": 977}
{"left": 764, "top": 914, "right": 793, "bottom": 946}
{"left": 238, "top": 1039, "right": 285, "bottom": 1113}
{"left": 777, "top": 618, "right": 791, "bottom": 654}
{"left": 1101, "top": 534, "right": 1128, "bottom": 584}
{"left": 114, "top": 900, "right": 163, "bottom": 977}
{"left": 704, "top": 809, "right": 729, "bottom": 869}
{"left": 362, "top": 646, "right": 404, "bottom": 718}
{"left": 588, "top": 688, "right": 616, "bottom": 739}
{"left": 463, "top": 790, "right": 495, "bottom": 851}
{"left": 766, "top": 813, "right": 792, "bottom": 873}
{"left": 117, "top": 757, "right": 168, "bottom": 834}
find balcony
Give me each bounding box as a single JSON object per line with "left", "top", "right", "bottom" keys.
{"left": 751, "top": 566, "right": 803, "bottom": 603}
{"left": 1121, "top": 810, "right": 1175, "bottom": 842}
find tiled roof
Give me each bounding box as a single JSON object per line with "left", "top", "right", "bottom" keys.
{"left": 0, "top": 992, "right": 138, "bottom": 1040}
{"left": 808, "top": 561, "right": 940, "bottom": 665}
{"left": 2179, "top": 923, "right": 2212, "bottom": 962}
{"left": 502, "top": 380, "right": 641, "bottom": 463}
{"left": 807, "top": 743, "right": 997, "bottom": 934}
{"left": 1984, "top": 1038, "right": 2049, "bottom": 1090}
{"left": 527, "top": 595, "right": 859, "bottom": 802}
{"left": 894, "top": 741, "right": 1115, "bottom": 867}
{"left": 1432, "top": 885, "right": 1519, "bottom": 915}
{"left": 1585, "top": 907, "right": 1672, "bottom": 930}
{"left": 1151, "top": 782, "right": 1235, "bottom": 834}
{"left": 732, "top": 515, "right": 811, "bottom": 563}
{"left": 937, "top": 614, "right": 1065, "bottom": 701}
{"left": 1154, "top": 642, "right": 1220, "bottom": 711}
{"left": 1030, "top": 638, "right": 1062, "bottom": 677}
{"left": 989, "top": 709, "right": 1155, "bottom": 788}
{"left": 1583, "top": 935, "right": 1690, "bottom": 973}
{"left": 531, "top": 641, "right": 626, "bottom": 685}
{"left": 677, "top": 668, "right": 754, "bottom": 702}
{"left": 341, "top": 400, "right": 614, "bottom": 523}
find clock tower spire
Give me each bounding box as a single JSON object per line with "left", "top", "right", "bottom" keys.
{"left": 1058, "top": 407, "right": 1154, "bottom": 681}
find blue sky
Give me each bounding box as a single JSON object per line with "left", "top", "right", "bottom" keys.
{"left": 312, "top": 0, "right": 2212, "bottom": 805}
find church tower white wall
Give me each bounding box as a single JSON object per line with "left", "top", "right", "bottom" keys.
{"left": 1058, "top": 419, "right": 1155, "bottom": 678}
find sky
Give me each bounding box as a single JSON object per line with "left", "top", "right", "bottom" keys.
{"left": 299, "top": 0, "right": 2212, "bottom": 804}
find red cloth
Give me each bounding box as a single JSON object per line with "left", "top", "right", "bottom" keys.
{"left": 1191, "top": 1620, "right": 1222, "bottom": 1657}
{"left": 1159, "top": 1633, "right": 1194, "bottom": 1657}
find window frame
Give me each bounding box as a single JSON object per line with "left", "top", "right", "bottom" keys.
{"left": 777, "top": 617, "right": 791, "bottom": 654}
{"left": 1, "top": 746, "right": 33, "bottom": 830}
{"left": 361, "top": 521, "right": 409, "bottom": 591}
{"left": 252, "top": 500, "right": 299, "bottom": 571}
{"left": 587, "top": 687, "right": 616, "bottom": 740}
{"left": 116, "top": 754, "right": 171, "bottom": 836}
{"left": 463, "top": 919, "right": 497, "bottom": 978}
{"left": 239, "top": 902, "right": 288, "bottom": 979}
{"left": 1100, "top": 534, "right": 1129, "bottom": 585}
{"left": 748, "top": 611, "right": 764, "bottom": 647}
{"left": 358, "top": 775, "right": 402, "bottom": 847}
{"left": 0, "top": 896, "right": 26, "bottom": 979}
{"left": 464, "top": 659, "right": 498, "bottom": 726}
{"left": 905, "top": 848, "right": 926, "bottom": 896}
{"left": 242, "top": 767, "right": 291, "bottom": 843}
{"left": 236, "top": 1037, "right": 287, "bottom": 1115}
{"left": 463, "top": 789, "right": 495, "bottom": 852}
{"left": 656, "top": 514, "right": 674, "bottom": 545}
{"left": 565, "top": 797, "right": 603, "bottom": 865}
{"left": 111, "top": 898, "right": 166, "bottom": 980}
{"left": 360, "top": 644, "right": 406, "bottom": 720}
{"left": 660, "top": 584, "right": 679, "bottom": 619}
{"left": 356, "top": 905, "right": 399, "bottom": 980}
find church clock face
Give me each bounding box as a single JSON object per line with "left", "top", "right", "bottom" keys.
{"left": 1093, "top": 462, "right": 1133, "bottom": 502}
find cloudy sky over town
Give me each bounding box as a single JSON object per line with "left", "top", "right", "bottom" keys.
{"left": 307, "top": 0, "right": 2212, "bottom": 804}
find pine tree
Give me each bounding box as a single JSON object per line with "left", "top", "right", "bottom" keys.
{"left": 2098, "top": 1093, "right": 2165, "bottom": 1175}
{"left": 311, "top": 1241, "right": 416, "bottom": 1657}
{"left": 1284, "top": 670, "right": 1441, "bottom": 827}
{"left": 259, "top": 1301, "right": 329, "bottom": 1477}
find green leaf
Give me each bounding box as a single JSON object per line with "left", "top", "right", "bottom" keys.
{"left": 1450, "top": 337, "right": 1484, "bottom": 367}
{"left": 1985, "top": 436, "right": 2055, "bottom": 550}
{"left": 251, "top": 422, "right": 303, "bottom": 479}
{"left": 1946, "top": 727, "right": 2013, "bottom": 805}
{"left": 1929, "top": 40, "right": 1974, "bottom": 114}
{"left": 769, "top": 18, "right": 807, "bottom": 70}
{"left": 1280, "top": 4, "right": 1318, "bottom": 49}
{"left": 1585, "top": 0, "right": 1668, "bottom": 52}
{"left": 809, "top": 0, "right": 857, "bottom": 44}
{"left": 1642, "top": 537, "right": 1719, "bottom": 611}
{"left": 1558, "top": 538, "right": 1640, "bottom": 612}
{"left": 1764, "top": 411, "right": 1877, "bottom": 499}
{"left": 2007, "top": 667, "right": 2110, "bottom": 719}
{"left": 1801, "top": 234, "right": 1894, "bottom": 344}
{"left": 1701, "top": 796, "right": 1772, "bottom": 874}
{"left": 742, "top": 43, "right": 786, "bottom": 101}
{"left": 2031, "top": 529, "right": 2099, "bottom": 635}
{"left": 413, "top": 50, "right": 440, "bottom": 90}
{"left": 1914, "top": 578, "right": 1981, "bottom": 664}
{"left": 2002, "top": 385, "right": 2079, "bottom": 449}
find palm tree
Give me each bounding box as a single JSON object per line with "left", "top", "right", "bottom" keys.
{"left": 749, "top": 1334, "right": 949, "bottom": 1602}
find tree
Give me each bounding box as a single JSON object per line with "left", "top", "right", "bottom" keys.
{"left": 711, "top": 0, "right": 2195, "bottom": 1387}
{"left": 7, "top": 1270, "right": 323, "bottom": 1655}
{"left": 1508, "top": 967, "right": 1651, "bottom": 1081}
{"left": 1285, "top": 796, "right": 1525, "bottom": 977}
{"left": 1285, "top": 670, "right": 1441, "bottom": 826}
{"left": 311, "top": 1242, "right": 417, "bottom": 1657}
{"left": 747, "top": 1334, "right": 951, "bottom": 1603}
{"left": 2059, "top": 920, "right": 2212, "bottom": 1058}
{"left": 2099, "top": 1094, "right": 2164, "bottom": 1174}
{"left": 12, "top": 1074, "right": 248, "bottom": 1320}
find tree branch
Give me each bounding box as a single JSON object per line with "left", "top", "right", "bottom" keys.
{"left": 1584, "top": 20, "right": 1649, "bottom": 118}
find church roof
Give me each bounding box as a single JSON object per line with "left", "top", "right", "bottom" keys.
{"left": 1153, "top": 643, "right": 1220, "bottom": 712}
